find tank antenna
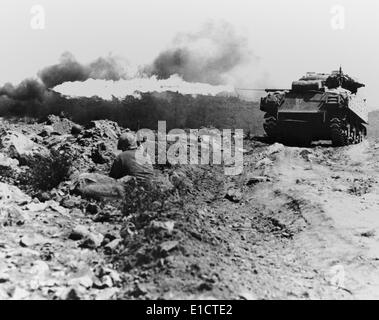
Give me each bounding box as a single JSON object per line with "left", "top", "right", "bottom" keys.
{"left": 338, "top": 66, "right": 343, "bottom": 86}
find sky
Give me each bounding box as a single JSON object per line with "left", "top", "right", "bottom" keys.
{"left": 1, "top": 0, "right": 379, "bottom": 108}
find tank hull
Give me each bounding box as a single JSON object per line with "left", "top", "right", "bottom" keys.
{"left": 261, "top": 89, "right": 368, "bottom": 146}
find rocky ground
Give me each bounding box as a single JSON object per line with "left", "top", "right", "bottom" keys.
{"left": 1, "top": 116, "right": 379, "bottom": 299}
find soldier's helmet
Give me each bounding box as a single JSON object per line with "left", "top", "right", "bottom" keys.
{"left": 118, "top": 132, "right": 138, "bottom": 150}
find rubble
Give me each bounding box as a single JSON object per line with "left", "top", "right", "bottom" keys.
{"left": 267, "top": 143, "right": 285, "bottom": 155}
{"left": 11, "top": 287, "right": 29, "bottom": 300}
{"left": 86, "top": 203, "right": 100, "bottom": 215}
{"left": 79, "top": 232, "right": 104, "bottom": 249}
{"left": 225, "top": 188, "right": 243, "bottom": 203}
{"left": 87, "top": 120, "right": 121, "bottom": 140}
{"left": 94, "top": 287, "right": 118, "bottom": 300}
{"left": 68, "top": 269, "right": 94, "bottom": 289}
{"left": 245, "top": 175, "right": 271, "bottom": 185}
{"left": 25, "top": 202, "right": 49, "bottom": 212}
{"left": 46, "top": 115, "right": 76, "bottom": 135}
{"left": 104, "top": 238, "right": 122, "bottom": 254}
{"left": 0, "top": 205, "right": 25, "bottom": 226}
{"left": 73, "top": 173, "right": 124, "bottom": 199}
{"left": 61, "top": 196, "right": 82, "bottom": 209}
{"left": 19, "top": 234, "right": 49, "bottom": 247}
{"left": 0, "top": 130, "right": 49, "bottom": 164}
{"left": 39, "top": 125, "right": 56, "bottom": 137}
{"left": 238, "top": 290, "right": 257, "bottom": 300}
{"left": 158, "top": 240, "right": 179, "bottom": 255}
{"left": 0, "top": 182, "right": 31, "bottom": 205}
{"left": 25, "top": 200, "right": 69, "bottom": 215}
{"left": 255, "top": 157, "right": 273, "bottom": 169}
{"left": 71, "top": 124, "right": 83, "bottom": 135}
{"left": 148, "top": 220, "right": 175, "bottom": 235}
{"left": 69, "top": 225, "right": 91, "bottom": 241}
{"left": 0, "top": 153, "right": 19, "bottom": 168}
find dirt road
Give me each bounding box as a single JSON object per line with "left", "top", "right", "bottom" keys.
{"left": 241, "top": 139, "right": 379, "bottom": 299}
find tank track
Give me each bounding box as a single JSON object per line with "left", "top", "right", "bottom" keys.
{"left": 264, "top": 114, "right": 365, "bottom": 147}
{"left": 330, "top": 118, "right": 348, "bottom": 147}
{"left": 330, "top": 117, "right": 365, "bottom": 147}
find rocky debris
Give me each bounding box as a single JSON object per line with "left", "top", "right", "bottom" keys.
{"left": 0, "top": 182, "right": 31, "bottom": 205}
{"left": 0, "top": 205, "right": 25, "bottom": 226}
{"left": 25, "top": 201, "right": 49, "bottom": 212}
{"left": 19, "top": 233, "right": 49, "bottom": 247}
{"left": 129, "top": 282, "right": 150, "bottom": 297}
{"left": 158, "top": 240, "right": 179, "bottom": 256}
{"left": 0, "top": 153, "right": 19, "bottom": 168}
{"left": 0, "top": 130, "right": 49, "bottom": 164}
{"left": 360, "top": 230, "right": 376, "bottom": 238}
{"left": 104, "top": 238, "right": 122, "bottom": 254}
{"left": 67, "top": 268, "right": 94, "bottom": 289}
{"left": 267, "top": 143, "right": 285, "bottom": 155}
{"left": 24, "top": 118, "right": 121, "bottom": 179}
{"left": 30, "top": 260, "right": 50, "bottom": 277}
{"left": 198, "top": 281, "right": 214, "bottom": 291}
{"left": 39, "top": 135, "right": 71, "bottom": 151}
{"left": 86, "top": 203, "right": 100, "bottom": 215}
{"left": 94, "top": 287, "right": 118, "bottom": 300}
{"left": 46, "top": 115, "right": 75, "bottom": 135}
{"left": 39, "top": 125, "right": 57, "bottom": 137}
{"left": 91, "top": 142, "right": 113, "bottom": 164}
{"left": 73, "top": 173, "right": 125, "bottom": 199}
{"left": 61, "top": 196, "right": 82, "bottom": 209}
{"left": 0, "top": 272, "right": 10, "bottom": 283}
{"left": 71, "top": 124, "right": 83, "bottom": 135}
{"left": 238, "top": 290, "right": 257, "bottom": 300}
{"left": 58, "top": 287, "right": 81, "bottom": 300}
{"left": 148, "top": 220, "right": 175, "bottom": 235}
{"left": 331, "top": 184, "right": 348, "bottom": 192}
{"left": 68, "top": 225, "right": 91, "bottom": 241}
{"left": 225, "top": 188, "right": 243, "bottom": 203}
{"left": 86, "top": 120, "right": 121, "bottom": 140}
{"left": 25, "top": 200, "right": 69, "bottom": 215}
{"left": 245, "top": 175, "right": 271, "bottom": 186}
{"left": 348, "top": 177, "right": 374, "bottom": 196}
{"left": 62, "top": 264, "right": 121, "bottom": 297}
{"left": 169, "top": 170, "right": 193, "bottom": 190}
{"left": 255, "top": 157, "right": 273, "bottom": 169}
{"left": 79, "top": 232, "right": 104, "bottom": 249}
{"left": 93, "top": 275, "right": 113, "bottom": 289}
{"left": 68, "top": 225, "right": 104, "bottom": 249}
{"left": 11, "top": 287, "right": 29, "bottom": 300}
{"left": 92, "top": 265, "right": 121, "bottom": 289}
{"left": 299, "top": 149, "right": 313, "bottom": 161}
{"left": 0, "top": 119, "right": 130, "bottom": 300}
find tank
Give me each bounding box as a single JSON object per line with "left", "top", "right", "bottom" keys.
{"left": 260, "top": 68, "right": 368, "bottom": 146}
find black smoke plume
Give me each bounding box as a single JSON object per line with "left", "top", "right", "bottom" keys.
{"left": 145, "top": 21, "right": 253, "bottom": 85}
{"left": 0, "top": 79, "right": 46, "bottom": 101}
{"left": 0, "top": 52, "right": 127, "bottom": 109}
{"left": 38, "top": 52, "right": 126, "bottom": 88}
